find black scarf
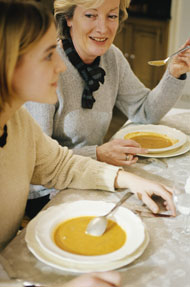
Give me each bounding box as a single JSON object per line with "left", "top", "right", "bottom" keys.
{"left": 0, "top": 125, "right": 7, "bottom": 148}
{"left": 62, "top": 37, "right": 106, "bottom": 109}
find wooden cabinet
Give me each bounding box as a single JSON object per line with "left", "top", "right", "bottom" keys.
{"left": 114, "top": 17, "right": 170, "bottom": 89}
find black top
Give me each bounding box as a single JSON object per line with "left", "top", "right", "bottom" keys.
{"left": 0, "top": 125, "right": 8, "bottom": 147}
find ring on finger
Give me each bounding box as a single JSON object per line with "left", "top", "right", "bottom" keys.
{"left": 126, "top": 154, "right": 131, "bottom": 161}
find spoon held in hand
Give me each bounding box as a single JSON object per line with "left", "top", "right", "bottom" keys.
{"left": 148, "top": 45, "right": 190, "bottom": 66}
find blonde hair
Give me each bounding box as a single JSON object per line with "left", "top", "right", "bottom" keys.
{"left": 54, "top": 0, "right": 130, "bottom": 39}
{"left": 0, "top": 0, "right": 53, "bottom": 111}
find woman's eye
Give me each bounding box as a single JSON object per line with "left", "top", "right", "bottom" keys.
{"left": 45, "top": 52, "right": 53, "bottom": 61}
{"left": 109, "top": 14, "right": 118, "bottom": 20}
{"left": 85, "top": 13, "right": 96, "bottom": 19}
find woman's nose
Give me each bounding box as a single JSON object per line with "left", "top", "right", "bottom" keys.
{"left": 96, "top": 17, "right": 107, "bottom": 34}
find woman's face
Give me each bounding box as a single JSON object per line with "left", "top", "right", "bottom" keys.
{"left": 67, "top": 0, "right": 120, "bottom": 64}
{"left": 12, "top": 23, "right": 66, "bottom": 105}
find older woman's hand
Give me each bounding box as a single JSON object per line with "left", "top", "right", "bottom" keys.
{"left": 63, "top": 271, "right": 121, "bottom": 287}
{"left": 169, "top": 38, "right": 190, "bottom": 78}
{"left": 115, "top": 170, "right": 176, "bottom": 216}
{"left": 96, "top": 139, "right": 148, "bottom": 166}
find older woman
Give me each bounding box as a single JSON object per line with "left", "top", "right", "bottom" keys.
{"left": 26, "top": 0, "right": 190, "bottom": 164}
{"left": 25, "top": 0, "right": 190, "bottom": 214}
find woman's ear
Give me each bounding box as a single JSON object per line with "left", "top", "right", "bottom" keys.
{"left": 66, "top": 17, "right": 72, "bottom": 28}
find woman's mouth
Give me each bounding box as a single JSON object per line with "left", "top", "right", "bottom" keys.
{"left": 90, "top": 36, "right": 107, "bottom": 43}
{"left": 51, "top": 82, "right": 57, "bottom": 88}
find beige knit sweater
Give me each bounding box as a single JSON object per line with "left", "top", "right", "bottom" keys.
{"left": 0, "top": 107, "right": 119, "bottom": 250}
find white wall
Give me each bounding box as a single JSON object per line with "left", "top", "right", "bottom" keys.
{"left": 169, "top": 0, "right": 190, "bottom": 96}
{"left": 176, "top": 0, "right": 190, "bottom": 46}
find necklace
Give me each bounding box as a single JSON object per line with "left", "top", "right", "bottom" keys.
{"left": 0, "top": 125, "right": 8, "bottom": 147}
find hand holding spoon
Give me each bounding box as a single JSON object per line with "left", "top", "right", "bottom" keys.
{"left": 148, "top": 45, "right": 190, "bottom": 66}
{"left": 85, "top": 191, "right": 133, "bottom": 237}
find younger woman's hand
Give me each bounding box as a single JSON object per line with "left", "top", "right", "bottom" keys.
{"left": 63, "top": 271, "right": 121, "bottom": 287}
{"left": 115, "top": 170, "right": 176, "bottom": 216}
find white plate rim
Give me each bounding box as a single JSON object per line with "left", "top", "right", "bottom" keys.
{"left": 113, "top": 124, "right": 187, "bottom": 153}
{"left": 25, "top": 215, "right": 149, "bottom": 273}
{"left": 34, "top": 201, "right": 145, "bottom": 263}
{"left": 138, "top": 136, "right": 190, "bottom": 158}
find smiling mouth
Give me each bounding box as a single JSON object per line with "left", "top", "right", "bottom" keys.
{"left": 90, "top": 36, "right": 107, "bottom": 42}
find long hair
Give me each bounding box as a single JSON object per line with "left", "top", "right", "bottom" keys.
{"left": 0, "top": 0, "right": 53, "bottom": 111}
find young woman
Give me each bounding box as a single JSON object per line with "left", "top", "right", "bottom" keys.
{"left": 25, "top": 0, "right": 190, "bottom": 208}
{"left": 0, "top": 1, "right": 175, "bottom": 285}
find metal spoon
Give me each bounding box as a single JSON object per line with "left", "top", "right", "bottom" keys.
{"left": 148, "top": 45, "right": 190, "bottom": 66}
{"left": 85, "top": 191, "right": 133, "bottom": 237}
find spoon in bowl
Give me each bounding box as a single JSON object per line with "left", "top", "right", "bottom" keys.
{"left": 148, "top": 45, "right": 190, "bottom": 66}
{"left": 85, "top": 191, "right": 133, "bottom": 237}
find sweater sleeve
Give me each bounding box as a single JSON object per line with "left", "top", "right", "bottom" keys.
{"left": 30, "top": 115, "right": 120, "bottom": 192}
{"left": 112, "top": 46, "right": 186, "bottom": 124}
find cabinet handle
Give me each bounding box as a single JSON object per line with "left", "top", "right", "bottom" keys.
{"left": 124, "top": 52, "right": 129, "bottom": 58}
{"left": 130, "top": 54, "right": 135, "bottom": 59}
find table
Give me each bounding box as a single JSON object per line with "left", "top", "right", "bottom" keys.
{"left": 1, "top": 108, "right": 190, "bottom": 287}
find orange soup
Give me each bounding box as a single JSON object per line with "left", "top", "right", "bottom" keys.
{"left": 124, "top": 131, "right": 176, "bottom": 149}
{"left": 53, "top": 216, "right": 126, "bottom": 256}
